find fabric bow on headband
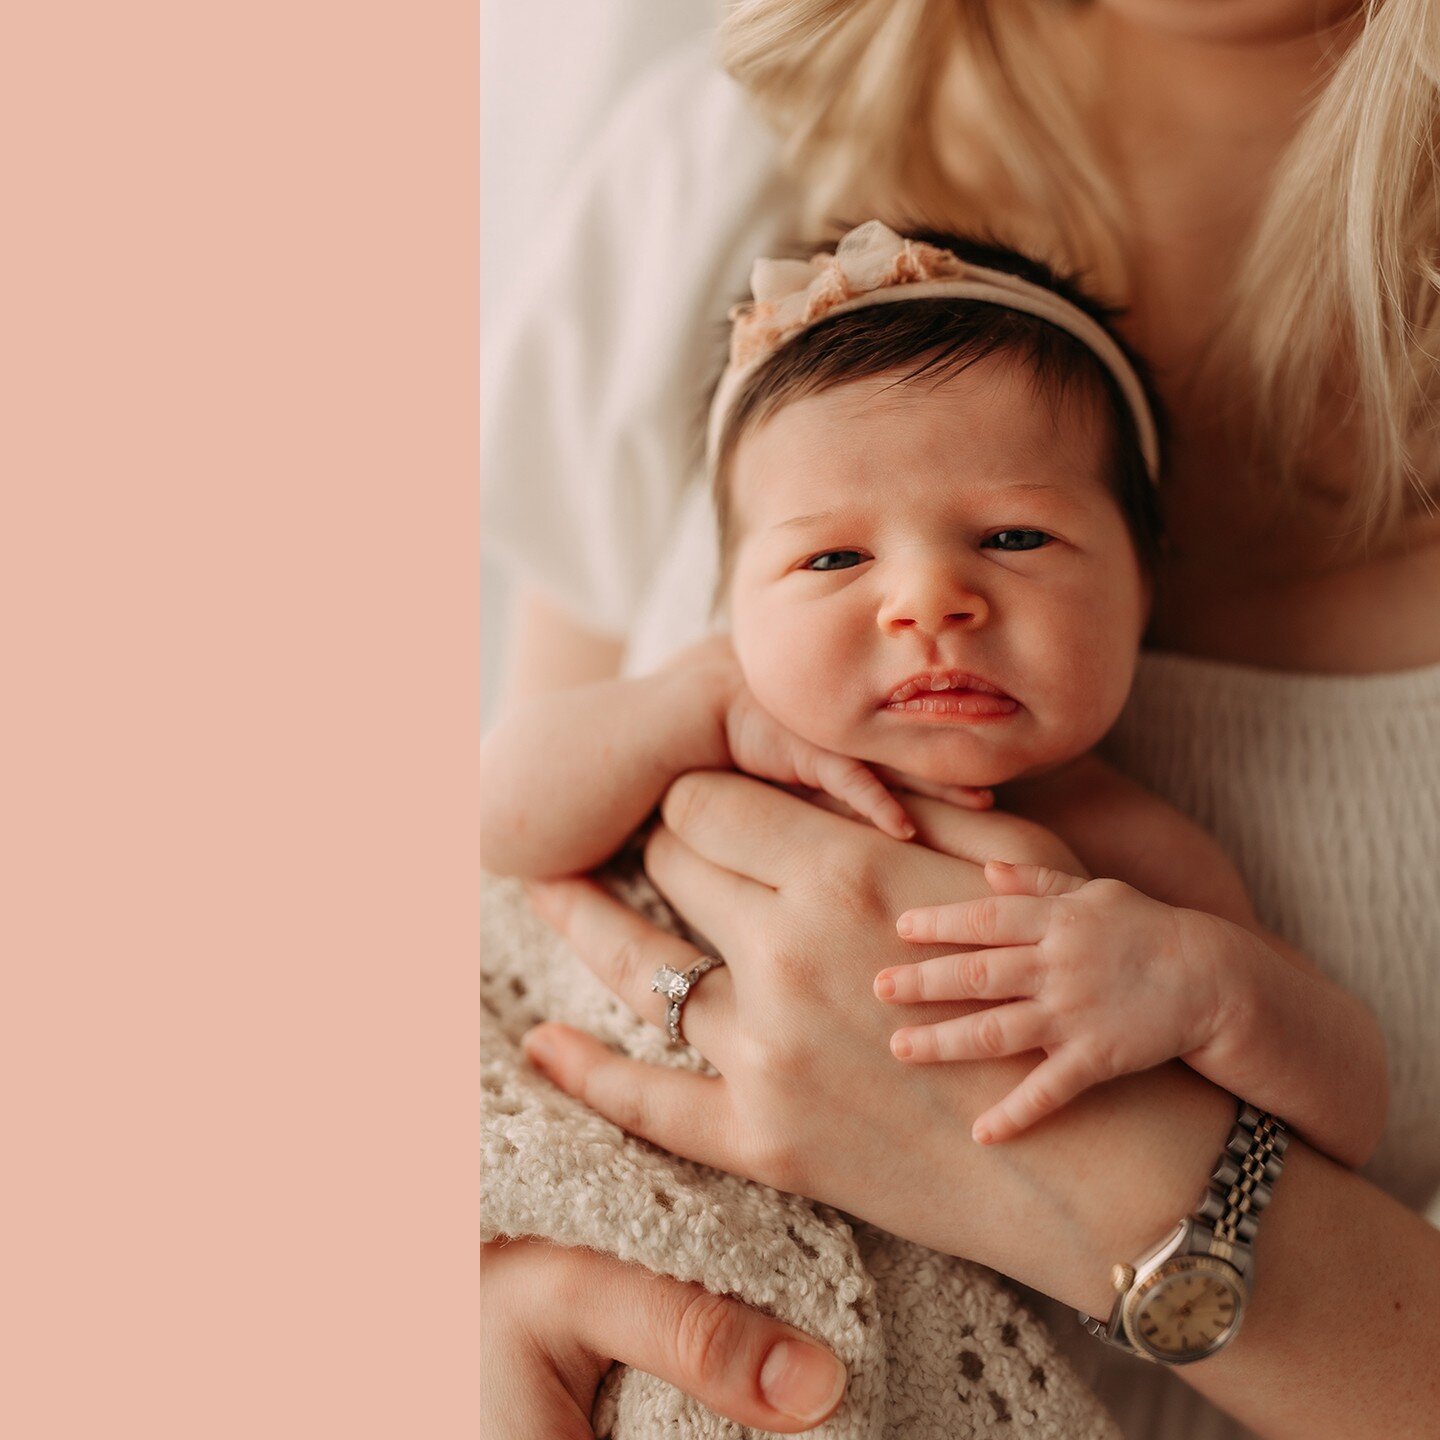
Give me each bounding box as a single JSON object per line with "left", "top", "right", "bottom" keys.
{"left": 730, "top": 221, "right": 967, "bottom": 368}
{"left": 707, "top": 220, "right": 1160, "bottom": 482}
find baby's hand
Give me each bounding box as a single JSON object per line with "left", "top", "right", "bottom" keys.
{"left": 875, "top": 862, "right": 1226, "bottom": 1143}
{"left": 722, "top": 688, "right": 918, "bottom": 840}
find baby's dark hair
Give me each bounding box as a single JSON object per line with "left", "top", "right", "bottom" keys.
{"left": 711, "top": 231, "right": 1166, "bottom": 588}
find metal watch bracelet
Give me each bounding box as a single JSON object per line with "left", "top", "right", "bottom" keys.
{"left": 1196, "top": 1103, "right": 1289, "bottom": 1244}
{"left": 1079, "top": 1102, "right": 1289, "bottom": 1357}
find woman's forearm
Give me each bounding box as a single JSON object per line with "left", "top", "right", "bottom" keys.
{"left": 1185, "top": 1139, "right": 1440, "bottom": 1436}
{"left": 479, "top": 669, "right": 727, "bottom": 876}
{"left": 1185, "top": 925, "right": 1389, "bottom": 1169}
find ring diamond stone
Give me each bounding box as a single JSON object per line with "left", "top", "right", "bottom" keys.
{"left": 650, "top": 956, "right": 724, "bottom": 1046}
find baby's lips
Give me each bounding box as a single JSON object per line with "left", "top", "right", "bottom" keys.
{"left": 881, "top": 669, "right": 1012, "bottom": 706}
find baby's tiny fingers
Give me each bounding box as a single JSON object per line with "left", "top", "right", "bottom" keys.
{"left": 891, "top": 1000, "right": 1049, "bottom": 1064}
{"left": 983, "top": 860, "right": 1087, "bottom": 897}
{"left": 872, "top": 767, "right": 992, "bottom": 811}
{"left": 814, "top": 753, "right": 915, "bottom": 840}
{"left": 896, "top": 895, "right": 1049, "bottom": 947}
{"left": 874, "top": 946, "right": 1039, "bottom": 1004}
{"left": 971, "top": 1049, "right": 1098, "bottom": 1144}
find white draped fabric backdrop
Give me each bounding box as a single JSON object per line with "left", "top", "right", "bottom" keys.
{"left": 481, "top": 1, "right": 718, "bottom": 726}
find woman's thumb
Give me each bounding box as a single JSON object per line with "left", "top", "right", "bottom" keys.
{"left": 984, "top": 859, "right": 1087, "bottom": 897}
{"left": 567, "top": 1251, "right": 848, "bottom": 1431}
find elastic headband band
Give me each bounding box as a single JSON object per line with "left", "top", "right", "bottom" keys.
{"left": 707, "top": 221, "right": 1160, "bottom": 482}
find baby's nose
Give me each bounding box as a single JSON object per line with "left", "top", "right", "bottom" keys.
{"left": 878, "top": 564, "right": 989, "bottom": 636}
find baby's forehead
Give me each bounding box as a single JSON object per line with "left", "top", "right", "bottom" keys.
{"left": 729, "top": 366, "right": 1114, "bottom": 523}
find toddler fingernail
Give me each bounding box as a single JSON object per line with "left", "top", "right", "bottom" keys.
{"left": 987, "top": 860, "right": 1013, "bottom": 873}
{"left": 874, "top": 973, "right": 896, "bottom": 1000}
{"left": 972, "top": 1122, "right": 992, "bottom": 1144}
{"left": 891, "top": 1033, "right": 913, "bottom": 1060}
{"left": 760, "top": 1339, "right": 846, "bottom": 1422}
{"left": 899, "top": 820, "right": 916, "bottom": 839}
{"left": 896, "top": 913, "right": 914, "bottom": 937}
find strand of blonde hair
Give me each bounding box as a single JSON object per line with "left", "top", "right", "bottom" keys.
{"left": 1221, "top": 0, "right": 1440, "bottom": 541}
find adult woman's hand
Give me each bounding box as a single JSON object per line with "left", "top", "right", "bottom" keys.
{"left": 522, "top": 770, "right": 1235, "bottom": 1317}
{"left": 481, "top": 1235, "right": 847, "bottom": 1439}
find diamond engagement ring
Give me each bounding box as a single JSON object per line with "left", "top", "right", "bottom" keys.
{"left": 650, "top": 956, "right": 725, "bottom": 1047}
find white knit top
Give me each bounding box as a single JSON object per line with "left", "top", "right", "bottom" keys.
{"left": 1035, "top": 649, "right": 1440, "bottom": 1440}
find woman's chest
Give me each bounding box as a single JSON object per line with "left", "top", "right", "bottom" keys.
{"left": 1113, "top": 236, "right": 1440, "bottom": 670}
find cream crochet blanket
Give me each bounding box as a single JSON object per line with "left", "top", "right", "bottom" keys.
{"left": 481, "top": 870, "right": 1120, "bottom": 1438}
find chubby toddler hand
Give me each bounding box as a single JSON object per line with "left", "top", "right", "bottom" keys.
{"left": 874, "top": 861, "right": 1228, "bottom": 1144}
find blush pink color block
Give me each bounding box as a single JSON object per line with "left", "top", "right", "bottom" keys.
{"left": 3, "top": 5, "right": 479, "bottom": 1435}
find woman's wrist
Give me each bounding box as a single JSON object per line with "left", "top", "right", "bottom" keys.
{"left": 980, "top": 1064, "right": 1236, "bottom": 1316}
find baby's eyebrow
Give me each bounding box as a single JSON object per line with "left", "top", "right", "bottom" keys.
{"left": 764, "top": 480, "right": 1071, "bottom": 534}
{"left": 768, "top": 509, "right": 839, "bottom": 532}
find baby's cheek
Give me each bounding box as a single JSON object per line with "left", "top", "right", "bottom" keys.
{"left": 740, "top": 632, "right": 862, "bottom": 756}
{"left": 1041, "top": 647, "right": 1135, "bottom": 756}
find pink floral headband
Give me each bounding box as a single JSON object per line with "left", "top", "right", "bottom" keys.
{"left": 707, "top": 220, "right": 1160, "bottom": 481}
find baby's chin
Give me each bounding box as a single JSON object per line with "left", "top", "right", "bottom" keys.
{"left": 837, "top": 743, "right": 1020, "bottom": 792}
{"left": 842, "top": 736, "right": 1081, "bottom": 792}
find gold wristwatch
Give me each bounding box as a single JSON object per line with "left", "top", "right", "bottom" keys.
{"left": 1079, "top": 1102, "right": 1288, "bottom": 1365}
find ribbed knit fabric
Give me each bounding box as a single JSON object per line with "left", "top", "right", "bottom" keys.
{"left": 481, "top": 868, "right": 1120, "bottom": 1439}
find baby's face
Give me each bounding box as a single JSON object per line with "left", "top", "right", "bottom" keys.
{"left": 726, "top": 360, "right": 1150, "bottom": 788}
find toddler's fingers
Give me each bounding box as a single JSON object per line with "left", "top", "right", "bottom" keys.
{"left": 896, "top": 895, "right": 1049, "bottom": 946}
{"left": 983, "top": 860, "right": 1086, "bottom": 897}
{"left": 874, "top": 946, "right": 1040, "bottom": 1004}
{"left": 812, "top": 752, "right": 914, "bottom": 840}
{"left": 890, "top": 1000, "right": 1049, "bottom": 1064}
{"left": 971, "top": 1047, "right": 1099, "bottom": 1144}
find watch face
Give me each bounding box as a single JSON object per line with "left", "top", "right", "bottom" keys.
{"left": 1123, "top": 1257, "right": 1245, "bottom": 1363}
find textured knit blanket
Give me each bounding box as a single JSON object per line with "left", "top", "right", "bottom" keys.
{"left": 481, "top": 869, "right": 1120, "bottom": 1439}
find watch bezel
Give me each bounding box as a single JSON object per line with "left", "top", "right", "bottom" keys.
{"left": 1121, "top": 1254, "right": 1247, "bottom": 1364}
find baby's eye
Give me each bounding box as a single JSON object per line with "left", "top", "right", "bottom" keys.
{"left": 982, "top": 529, "right": 1053, "bottom": 552}
{"left": 803, "top": 549, "right": 870, "bottom": 571}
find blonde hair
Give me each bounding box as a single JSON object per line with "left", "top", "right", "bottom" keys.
{"left": 720, "top": 0, "right": 1440, "bottom": 545}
